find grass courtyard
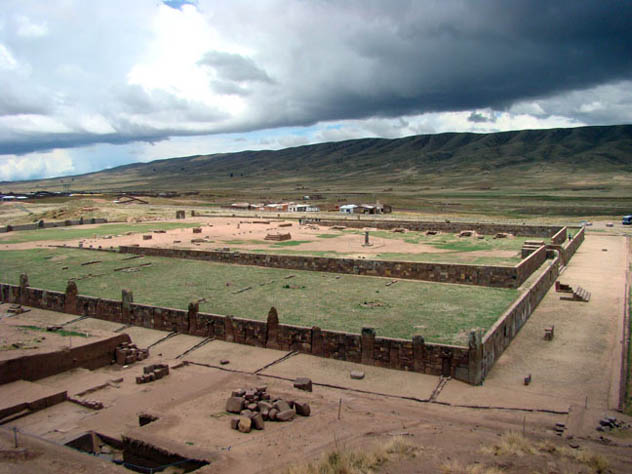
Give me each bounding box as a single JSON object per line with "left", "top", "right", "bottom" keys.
{"left": 0, "top": 222, "right": 201, "bottom": 244}
{"left": 0, "top": 248, "right": 519, "bottom": 345}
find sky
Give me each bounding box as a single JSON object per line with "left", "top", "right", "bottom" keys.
{"left": 0, "top": 0, "right": 631, "bottom": 182}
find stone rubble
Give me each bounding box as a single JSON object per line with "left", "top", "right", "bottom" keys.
{"left": 115, "top": 342, "right": 149, "bottom": 365}
{"left": 136, "top": 363, "right": 170, "bottom": 384}
{"left": 226, "top": 385, "right": 310, "bottom": 433}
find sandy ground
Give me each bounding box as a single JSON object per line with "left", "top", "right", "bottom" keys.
{"left": 437, "top": 234, "right": 627, "bottom": 414}
{"left": 0, "top": 216, "right": 523, "bottom": 262}
{"left": 1, "top": 233, "right": 631, "bottom": 473}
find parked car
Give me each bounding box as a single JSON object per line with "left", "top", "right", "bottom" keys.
{"left": 622, "top": 215, "right": 632, "bottom": 225}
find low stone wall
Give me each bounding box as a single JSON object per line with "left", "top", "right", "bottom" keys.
{"left": 1, "top": 282, "right": 473, "bottom": 383}
{"left": 0, "top": 333, "right": 130, "bottom": 385}
{"left": 546, "top": 226, "right": 585, "bottom": 265}
{"left": 551, "top": 226, "right": 568, "bottom": 245}
{"left": 478, "top": 254, "right": 561, "bottom": 383}
{"left": 120, "top": 246, "right": 532, "bottom": 288}
{"left": 315, "top": 218, "right": 563, "bottom": 238}
{"left": 0, "top": 217, "right": 107, "bottom": 233}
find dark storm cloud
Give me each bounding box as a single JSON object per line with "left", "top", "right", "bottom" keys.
{"left": 258, "top": 0, "right": 632, "bottom": 127}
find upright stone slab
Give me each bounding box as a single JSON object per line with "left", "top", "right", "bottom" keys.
{"left": 311, "top": 326, "right": 323, "bottom": 356}
{"left": 122, "top": 289, "right": 133, "bottom": 324}
{"left": 412, "top": 335, "right": 425, "bottom": 373}
{"left": 176, "top": 210, "right": 185, "bottom": 219}
{"left": 467, "top": 330, "right": 483, "bottom": 385}
{"left": 361, "top": 327, "right": 376, "bottom": 365}
{"left": 265, "top": 307, "right": 280, "bottom": 349}
{"left": 64, "top": 280, "right": 79, "bottom": 315}
{"left": 225, "top": 316, "right": 235, "bottom": 343}
{"left": 187, "top": 301, "right": 199, "bottom": 335}
{"left": 19, "top": 273, "right": 29, "bottom": 305}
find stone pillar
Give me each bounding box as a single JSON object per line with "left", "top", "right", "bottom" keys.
{"left": 364, "top": 231, "right": 369, "bottom": 245}
{"left": 224, "top": 316, "right": 235, "bottom": 342}
{"left": 467, "top": 330, "right": 484, "bottom": 385}
{"left": 412, "top": 335, "right": 425, "bottom": 373}
{"left": 311, "top": 326, "right": 323, "bottom": 356}
{"left": 361, "top": 327, "right": 376, "bottom": 365}
{"left": 187, "top": 301, "right": 199, "bottom": 335}
{"left": 121, "top": 289, "right": 133, "bottom": 324}
{"left": 19, "top": 273, "right": 29, "bottom": 305}
{"left": 64, "top": 280, "right": 79, "bottom": 315}
{"left": 265, "top": 307, "right": 280, "bottom": 349}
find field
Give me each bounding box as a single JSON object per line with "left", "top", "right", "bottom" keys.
{"left": 0, "top": 221, "right": 200, "bottom": 244}
{"left": 0, "top": 247, "right": 518, "bottom": 344}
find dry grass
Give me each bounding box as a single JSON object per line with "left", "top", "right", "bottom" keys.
{"left": 480, "top": 432, "right": 610, "bottom": 474}
{"left": 439, "top": 460, "right": 505, "bottom": 474}
{"left": 284, "top": 436, "right": 417, "bottom": 474}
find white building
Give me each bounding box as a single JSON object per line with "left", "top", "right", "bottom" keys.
{"left": 339, "top": 204, "right": 358, "bottom": 214}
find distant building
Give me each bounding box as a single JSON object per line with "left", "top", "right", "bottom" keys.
{"left": 339, "top": 204, "right": 358, "bottom": 214}
{"left": 289, "top": 203, "right": 319, "bottom": 212}
{"left": 230, "top": 202, "right": 252, "bottom": 210}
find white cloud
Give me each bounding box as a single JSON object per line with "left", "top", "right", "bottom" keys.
{"left": 15, "top": 15, "right": 48, "bottom": 38}
{"left": 0, "top": 43, "right": 17, "bottom": 70}
{"left": 0, "top": 149, "right": 73, "bottom": 181}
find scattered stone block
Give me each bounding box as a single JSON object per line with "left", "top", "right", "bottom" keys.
{"left": 293, "top": 377, "right": 313, "bottom": 392}
{"left": 142, "top": 235, "right": 152, "bottom": 240}
{"left": 295, "top": 402, "right": 311, "bottom": 417}
{"left": 238, "top": 417, "right": 252, "bottom": 433}
{"left": 251, "top": 413, "right": 265, "bottom": 430}
{"left": 276, "top": 409, "right": 296, "bottom": 422}
{"left": 230, "top": 418, "right": 240, "bottom": 430}
{"left": 226, "top": 397, "right": 244, "bottom": 414}
{"left": 350, "top": 370, "right": 365, "bottom": 380}
{"left": 220, "top": 359, "right": 230, "bottom": 365}
{"left": 192, "top": 227, "right": 202, "bottom": 233}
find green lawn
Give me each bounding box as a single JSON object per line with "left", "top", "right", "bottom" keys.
{"left": 0, "top": 248, "right": 518, "bottom": 345}
{"left": 0, "top": 222, "right": 201, "bottom": 244}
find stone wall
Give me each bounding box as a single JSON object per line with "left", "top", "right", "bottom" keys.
{"left": 1, "top": 282, "right": 473, "bottom": 383}
{"left": 0, "top": 333, "right": 130, "bottom": 385}
{"left": 477, "top": 255, "right": 561, "bottom": 383}
{"left": 551, "top": 226, "right": 568, "bottom": 245}
{"left": 315, "top": 218, "right": 563, "bottom": 238}
{"left": 119, "top": 246, "right": 536, "bottom": 288}
{"left": 0, "top": 217, "right": 107, "bottom": 233}
{"left": 2, "top": 228, "right": 584, "bottom": 385}
{"left": 546, "top": 226, "right": 585, "bottom": 265}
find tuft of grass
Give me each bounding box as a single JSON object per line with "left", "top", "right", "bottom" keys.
{"left": 271, "top": 240, "right": 313, "bottom": 247}
{"left": 480, "top": 431, "right": 536, "bottom": 457}
{"left": 284, "top": 437, "right": 417, "bottom": 474}
{"left": 440, "top": 460, "right": 505, "bottom": 474}
{"left": 18, "top": 325, "right": 89, "bottom": 338}
{"left": 317, "top": 234, "right": 341, "bottom": 239}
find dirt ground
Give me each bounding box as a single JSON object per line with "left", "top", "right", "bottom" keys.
{"left": 0, "top": 216, "right": 523, "bottom": 263}
{"left": 1, "top": 233, "right": 631, "bottom": 473}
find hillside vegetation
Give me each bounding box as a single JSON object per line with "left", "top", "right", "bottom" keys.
{"left": 4, "top": 124, "right": 632, "bottom": 218}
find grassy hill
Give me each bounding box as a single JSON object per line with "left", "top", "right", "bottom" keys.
{"left": 3, "top": 124, "right": 632, "bottom": 218}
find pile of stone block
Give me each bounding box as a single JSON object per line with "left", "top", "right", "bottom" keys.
{"left": 264, "top": 233, "right": 291, "bottom": 241}
{"left": 226, "top": 385, "right": 310, "bottom": 433}
{"left": 115, "top": 342, "right": 149, "bottom": 365}
{"left": 596, "top": 416, "right": 629, "bottom": 433}
{"left": 136, "top": 364, "right": 169, "bottom": 384}
{"left": 69, "top": 397, "right": 104, "bottom": 410}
